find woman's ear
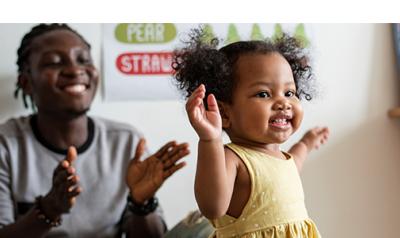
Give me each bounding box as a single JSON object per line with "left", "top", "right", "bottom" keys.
{"left": 217, "top": 101, "right": 231, "bottom": 129}
{"left": 18, "top": 73, "right": 32, "bottom": 96}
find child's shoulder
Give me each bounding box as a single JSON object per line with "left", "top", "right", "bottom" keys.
{"left": 224, "top": 144, "right": 240, "bottom": 160}
{"left": 224, "top": 144, "right": 246, "bottom": 169}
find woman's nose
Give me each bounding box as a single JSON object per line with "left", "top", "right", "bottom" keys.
{"left": 62, "top": 64, "right": 85, "bottom": 78}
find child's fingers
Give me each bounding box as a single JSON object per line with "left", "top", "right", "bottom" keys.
{"left": 324, "top": 128, "right": 330, "bottom": 137}
{"left": 320, "top": 127, "right": 330, "bottom": 140}
{"left": 186, "top": 89, "right": 205, "bottom": 112}
{"left": 188, "top": 84, "right": 205, "bottom": 102}
{"left": 207, "top": 94, "right": 219, "bottom": 113}
{"left": 186, "top": 87, "right": 207, "bottom": 121}
{"left": 312, "top": 127, "right": 320, "bottom": 132}
{"left": 195, "top": 85, "right": 206, "bottom": 98}
{"left": 313, "top": 127, "right": 329, "bottom": 137}
{"left": 186, "top": 85, "right": 205, "bottom": 106}
{"left": 320, "top": 127, "right": 329, "bottom": 134}
{"left": 195, "top": 84, "right": 206, "bottom": 95}
{"left": 186, "top": 96, "right": 204, "bottom": 114}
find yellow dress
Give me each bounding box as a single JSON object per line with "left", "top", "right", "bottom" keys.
{"left": 209, "top": 143, "right": 321, "bottom": 238}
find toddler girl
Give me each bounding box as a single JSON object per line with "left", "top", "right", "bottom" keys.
{"left": 173, "top": 29, "right": 329, "bottom": 237}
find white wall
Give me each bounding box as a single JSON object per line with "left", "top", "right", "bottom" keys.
{"left": 1, "top": 24, "right": 400, "bottom": 237}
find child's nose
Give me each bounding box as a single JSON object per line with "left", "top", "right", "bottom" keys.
{"left": 273, "top": 100, "right": 292, "bottom": 111}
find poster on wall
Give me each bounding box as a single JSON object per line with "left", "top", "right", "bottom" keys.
{"left": 102, "top": 23, "right": 313, "bottom": 101}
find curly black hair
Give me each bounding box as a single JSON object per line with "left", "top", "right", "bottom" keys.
{"left": 172, "top": 28, "right": 315, "bottom": 107}
{"left": 15, "top": 23, "right": 91, "bottom": 109}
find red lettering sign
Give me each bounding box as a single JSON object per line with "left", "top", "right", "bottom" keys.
{"left": 116, "top": 52, "right": 173, "bottom": 75}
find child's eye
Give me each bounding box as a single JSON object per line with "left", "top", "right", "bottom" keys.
{"left": 285, "top": 90, "right": 296, "bottom": 97}
{"left": 256, "top": 91, "right": 270, "bottom": 98}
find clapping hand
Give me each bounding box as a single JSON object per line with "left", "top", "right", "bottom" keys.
{"left": 126, "top": 139, "right": 190, "bottom": 204}
{"left": 42, "top": 147, "right": 82, "bottom": 219}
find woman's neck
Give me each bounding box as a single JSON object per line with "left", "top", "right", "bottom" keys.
{"left": 36, "top": 113, "right": 88, "bottom": 150}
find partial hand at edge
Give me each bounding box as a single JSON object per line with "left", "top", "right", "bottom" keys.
{"left": 300, "top": 126, "right": 330, "bottom": 152}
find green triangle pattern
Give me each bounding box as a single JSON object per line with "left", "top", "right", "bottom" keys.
{"left": 225, "top": 24, "right": 241, "bottom": 44}
{"left": 250, "top": 23, "right": 264, "bottom": 40}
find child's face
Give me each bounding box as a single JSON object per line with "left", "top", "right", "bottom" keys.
{"left": 224, "top": 53, "right": 303, "bottom": 145}
{"left": 22, "top": 29, "right": 98, "bottom": 116}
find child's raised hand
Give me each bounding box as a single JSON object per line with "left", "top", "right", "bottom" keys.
{"left": 300, "top": 127, "right": 330, "bottom": 151}
{"left": 186, "top": 84, "right": 222, "bottom": 141}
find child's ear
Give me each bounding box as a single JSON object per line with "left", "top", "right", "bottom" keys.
{"left": 18, "top": 73, "right": 32, "bottom": 96}
{"left": 217, "top": 101, "right": 231, "bottom": 129}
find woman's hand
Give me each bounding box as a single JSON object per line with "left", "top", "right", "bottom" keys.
{"left": 126, "top": 139, "right": 189, "bottom": 204}
{"left": 41, "top": 147, "right": 82, "bottom": 220}
{"left": 186, "top": 84, "right": 222, "bottom": 141}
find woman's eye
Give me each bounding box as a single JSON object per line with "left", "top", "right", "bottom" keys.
{"left": 78, "top": 51, "right": 92, "bottom": 64}
{"left": 256, "top": 92, "right": 270, "bottom": 98}
{"left": 43, "top": 60, "right": 62, "bottom": 67}
{"left": 41, "top": 54, "right": 62, "bottom": 66}
{"left": 285, "top": 91, "right": 296, "bottom": 97}
{"left": 78, "top": 57, "right": 92, "bottom": 64}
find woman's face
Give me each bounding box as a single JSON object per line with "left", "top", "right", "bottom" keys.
{"left": 22, "top": 29, "right": 99, "bottom": 117}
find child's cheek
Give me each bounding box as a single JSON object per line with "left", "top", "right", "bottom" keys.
{"left": 292, "top": 104, "right": 304, "bottom": 131}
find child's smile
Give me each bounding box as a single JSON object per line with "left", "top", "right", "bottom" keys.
{"left": 269, "top": 112, "right": 293, "bottom": 130}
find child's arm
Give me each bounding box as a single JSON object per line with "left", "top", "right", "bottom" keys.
{"left": 186, "top": 85, "right": 237, "bottom": 219}
{"left": 288, "top": 127, "right": 329, "bottom": 172}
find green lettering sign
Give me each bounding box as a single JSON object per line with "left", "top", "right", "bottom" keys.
{"left": 115, "top": 23, "right": 177, "bottom": 44}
